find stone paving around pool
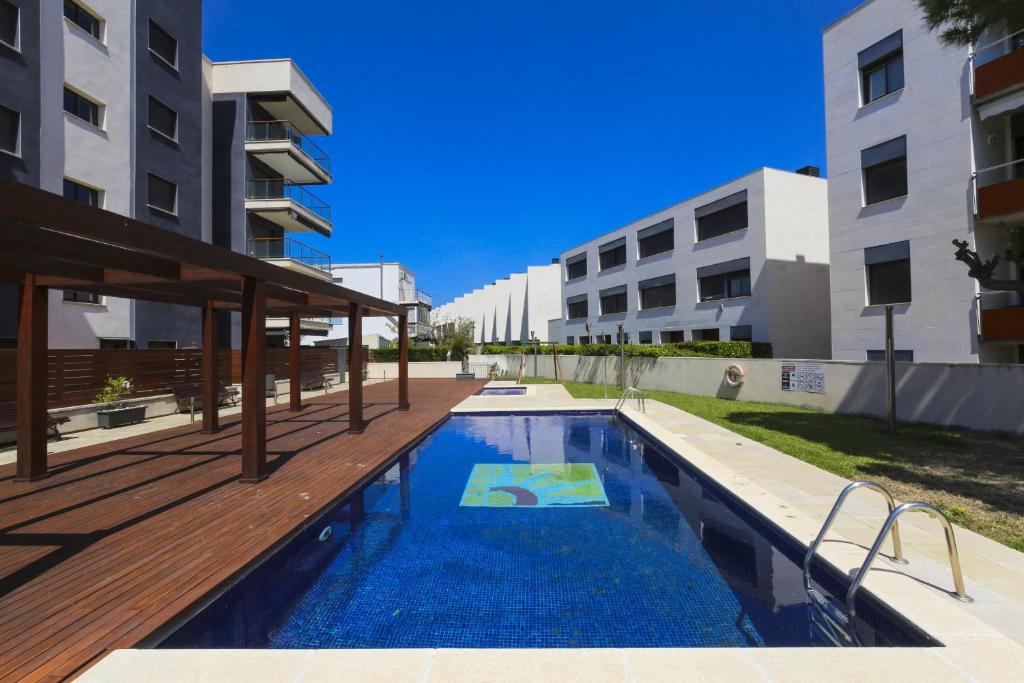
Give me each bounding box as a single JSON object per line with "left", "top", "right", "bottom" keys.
{"left": 81, "top": 379, "right": 1024, "bottom": 682}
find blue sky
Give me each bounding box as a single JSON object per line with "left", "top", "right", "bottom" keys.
{"left": 203, "top": 0, "right": 863, "bottom": 305}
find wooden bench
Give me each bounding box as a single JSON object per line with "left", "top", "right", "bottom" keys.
{"left": 0, "top": 399, "right": 71, "bottom": 440}
{"left": 172, "top": 382, "right": 240, "bottom": 422}
{"left": 300, "top": 368, "right": 335, "bottom": 395}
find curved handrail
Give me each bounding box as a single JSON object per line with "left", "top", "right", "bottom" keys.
{"left": 803, "top": 481, "right": 906, "bottom": 591}
{"left": 846, "top": 501, "right": 972, "bottom": 618}
{"left": 615, "top": 386, "right": 645, "bottom": 413}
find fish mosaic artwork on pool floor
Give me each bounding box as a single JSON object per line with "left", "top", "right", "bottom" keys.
{"left": 459, "top": 463, "right": 609, "bottom": 507}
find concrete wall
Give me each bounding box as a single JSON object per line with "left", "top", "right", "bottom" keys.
{"left": 472, "top": 353, "right": 1024, "bottom": 434}
{"left": 366, "top": 361, "right": 481, "bottom": 379}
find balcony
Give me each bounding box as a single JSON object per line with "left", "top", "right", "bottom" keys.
{"left": 247, "top": 237, "right": 331, "bottom": 281}
{"left": 266, "top": 316, "right": 332, "bottom": 336}
{"left": 399, "top": 286, "right": 432, "bottom": 307}
{"left": 972, "top": 30, "right": 1024, "bottom": 102}
{"left": 245, "top": 179, "right": 332, "bottom": 236}
{"left": 981, "top": 306, "right": 1024, "bottom": 343}
{"left": 408, "top": 320, "right": 433, "bottom": 340}
{"left": 246, "top": 121, "right": 331, "bottom": 184}
{"left": 973, "top": 158, "right": 1024, "bottom": 223}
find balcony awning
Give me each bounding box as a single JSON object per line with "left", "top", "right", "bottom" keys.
{"left": 977, "top": 89, "right": 1024, "bottom": 120}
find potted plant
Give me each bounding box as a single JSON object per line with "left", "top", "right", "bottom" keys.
{"left": 95, "top": 375, "right": 147, "bottom": 429}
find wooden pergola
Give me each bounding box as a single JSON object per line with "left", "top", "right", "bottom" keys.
{"left": 0, "top": 179, "right": 411, "bottom": 483}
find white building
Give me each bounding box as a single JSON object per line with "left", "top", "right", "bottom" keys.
{"left": 316, "top": 262, "right": 432, "bottom": 347}
{"left": 431, "top": 264, "right": 562, "bottom": 344}
{"left": 557, "top": 168, "right": 831, "bottom": 359}
{"left": 824, "top": 0, "right": 1023, "bottom": 363}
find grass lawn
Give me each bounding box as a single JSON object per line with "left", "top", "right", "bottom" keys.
{"left": 521, "top": 377, "right": 1024, "bottom": 552}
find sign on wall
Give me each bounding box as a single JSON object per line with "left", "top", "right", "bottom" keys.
{"left": 781, "top": 362, "right": 826, "bottom": 394}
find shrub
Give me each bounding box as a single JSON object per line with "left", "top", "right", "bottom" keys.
{"left": 478, "top": 341, "right": 772, "bottom": 359}
{"left": 95, "top": 375, "right": 134, "bottom": 407}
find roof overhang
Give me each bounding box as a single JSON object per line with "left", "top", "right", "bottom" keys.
{"left": 210, "top": 59, "right": 332, "bottom": 135}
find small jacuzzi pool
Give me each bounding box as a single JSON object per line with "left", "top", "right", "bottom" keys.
{"left": 161, "top": 413, "right": 935, "bottom": 649}
{"left": 479, "top": 386, "right": 527, "bottom": 396}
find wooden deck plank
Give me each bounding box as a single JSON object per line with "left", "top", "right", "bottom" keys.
{"left": 0, "top": 379, "right": 483, "bottom": 682}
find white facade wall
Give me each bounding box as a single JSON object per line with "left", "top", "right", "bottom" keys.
{"left": 320, "top": 263, "right": 427, "bottom": 344}
{"left": 823, "top": 0, "right": 1019, "bottom": 364}
{"left": 558, "top": 169, "right": 831, "bottom": 358}
{"left": 48, "top": 1, "right": 136, "bottom": 347}
{"left": 431, "top": 264, "right": 562, "bottom": 343}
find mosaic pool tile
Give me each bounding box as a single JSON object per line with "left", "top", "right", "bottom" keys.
{"left": 459, "top": 463, "right": 609, "bottom": 508}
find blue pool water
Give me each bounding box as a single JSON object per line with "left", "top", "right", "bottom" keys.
{"left": 479, "top": 387, "right": 527, "bottom": 395}
{"left": 162, "top": 414, "right": 933, "bottom": 649}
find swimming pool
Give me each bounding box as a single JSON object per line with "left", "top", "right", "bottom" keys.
{"left": 479, "top": 386, "right": 527, "bottom": 396}
{"left": 160, "top": 413, "right": 934, "bottom": 649}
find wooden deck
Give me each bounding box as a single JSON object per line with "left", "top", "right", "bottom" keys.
{"left": 0, "top": 379, "right": 484, "bottom": 682}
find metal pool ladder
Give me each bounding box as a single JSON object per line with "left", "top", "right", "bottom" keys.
{"left": 614, "top": 386, "right": 645, "bottom": 413}
{"left": 803, "top": 481, "right": 972, "bottom": 646}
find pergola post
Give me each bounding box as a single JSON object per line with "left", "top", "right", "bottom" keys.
{"left": 240, "top": 277, "right": 267, "bottom": 482}
{"left": 289, "top": 312, "right": 301, "bottom": 412}
{"left": 348, "top": 302, "right": 364, "bottom": 433}
{"left": 15, "top": 274, "right": 48, "bottom": 481}
{"left": 398, "top": 313, "right": 410, "bottom": 411}
{"left": 201, "top": 301, "right": 219, "bottom": 433}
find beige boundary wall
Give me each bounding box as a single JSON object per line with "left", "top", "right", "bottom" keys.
{"left": 366, "top": 362, "right": 487, "bottom": 380}
{"left": 471, "top": 353, "right": 1024, "bottom": 434}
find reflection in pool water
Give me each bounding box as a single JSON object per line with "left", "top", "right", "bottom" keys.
{"left": 162, "top": 414, "right": 934, "bottom": 649}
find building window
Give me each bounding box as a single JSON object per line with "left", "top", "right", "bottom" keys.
{"left": 98, "top": 337, "right": 132, "bottom": 349}
{"left": 729, "top": 325, "right": 753, "bottom": 341}
{"left": 566, "top": 336, "right": 575, "bottom": 345}
{"left": 148, "top": 19, "right": 177, "bottom": 68}
{"left": 147, "top": 173, "right": 177, "bottom": 214}
{"left": 859, "top": 30, "right": 903, "bottom": 105}
{"left": 63, "top": 178, "right": 100, "bottom": 207}
{"left": 696, "top": 190, "right": 748, "bottom": 241}
{"left": 865, "top": 240, "right": 911, "bottom": 305}
{"left": 697, "top": 258, "right": 751, "bottom": 302}
{"left": 566, "top": 296, "right": 588, "bottom": 320}
{"left": 599, "top": 238, "right": 626, "bottom": 270}
{"left": 0, "top": 0, "right": 18, "bottom": 49}
{"left": 63, "top": 87, "right": 100, "bottom": 127}
{"left": 615, "top": 331, "right": 629, "bottom": 344}
{"left": 638, "top": 331, "right": 653, "bottom": 344}
{"left": 639, "top": 275, "right": 676, "bottom": 310}
{"left": 565, "top": 253, "right": 587, "bottom": 280}
{"left": 862, "top": 135, "right": 907, "bottom": 205}
{"left": 596, "top": 334, "right": 612, "bottom": 344}
{"left": 63, "top": 290, "right": 100, "bottom": 304}
{"left": 866, "top": 349, "right": 914, "bottom": 362}
{"left": 600, "top": 286, "right": 628, "bottom": 315}
{"left": 63, "top": 0, "right": 101, "bottom": 41}
{"left": 0, "top": 103, "right": 18, "bottom": 155}
{"left": 147, "top": 340, "right": 177, "bottom": 349}
{"left": 579, "top": 335, "right": 591, "bottom": 344}
{"left": 148, "top": 96, "right": 177, "bottom": 140}
{"left": 638, "top": 219, "right": 674, "bottom": 258}
{"left": 661, "top": 330, "right": 685, "bottom": 343}
{"left": 693, "top": 328, "right": 720, "bottom": 341}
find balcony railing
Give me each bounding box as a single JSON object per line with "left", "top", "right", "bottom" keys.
{"left": 408, "top": 321, "right": 433, "bottom": 339}
{"left": 970, "top": 29, "right": 1024, "bottom": 99}
{"left": 972, "top": 158, "right": 1024, "bottom": 218}
{"left": 245, "top": 179, "right": 331, "bottom": 223}
{"left": 399, "top": 286, "right": 432, "bottom": 306}
{"left": 246, "top": 120, "right": 331, "bottom": 175}
{"left": 247, "top": 237, "right": 331, "bottom": 273}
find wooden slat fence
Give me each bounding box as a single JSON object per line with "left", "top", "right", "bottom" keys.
{"left": 0, "top": 348, "right": 338, "bottom": 409}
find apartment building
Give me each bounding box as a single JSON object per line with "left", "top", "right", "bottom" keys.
{"left": 0, "top": 2, "right": 334, "bottom": 349}
{"left": 316, "top": 262, "right": 432, "bottom": 346}
{"left": 431, "top": 264, "right": 562, "bottom": 344}
{"left": 824, "top": 0, "right": 1023, "bottom": 363}
{"left": 557, "top": 168, "right": 831, "bottom": 358}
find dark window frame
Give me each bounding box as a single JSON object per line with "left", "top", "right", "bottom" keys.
{"left": 147, "top": 173, "right": 178, "bottom": 215}
{"left": 638, "top": 226, "right": 674, "bottom": 259}
{"left": 692, "top": 328, "right": 720, "bottom": 341}
{"left": 63, "top": 178, "right": 100, "bottom": 207}
{"left": 638, "top": 331, "right": 653, "bottom": 344}
{"left": 1, "top": 0, "right": 19, "bottom": 49}
{"left": 63, "top": 86, "right": 100, "bottom": 127}
{"left": 148, "top": 19, "right": 178, "bottom": 69}
{"left": 861, "top": 52, "right": 904, "bottom": 104}
{"left": 600, "top": 291, "right": 628, "bottom": 315}
{"left": 696, "top": 201, "right": 748, "bottom": 242}
{"left": 63, "top": 0, "right": 101, "bottom": 41}
{"left": 63, "top": 290, "right": 101, "bottom": 304}
{"left": 729, "top": 324, "right": 753, "bottom": 342}
{"left": 599, "top": 243, "right": 627, "bottom": 270}
{"left": 639, "top": 277, "right": 676, "bottom": 310}
{"left": 0, "top": 103, "right": 18, "bottom": 155}
{"left": 698, "top": 268, "right": 751, "bottom": 302}
{"left": 863, "top": 155, "right": 908, "bottom": 205}
{"left": 866, "top": 349, "right": 914, "bottom": 362}
{"left": 566, "top": 298, "right": 588, "bottom": 320}
{"left": 565, "top": 255, "right": 587, "bottom": 280}
{"left": 98, "top": 337, "right": 132, "bottom": 349}
{"left": 566, "top": 336, "right": 575, "bottom": 345}
{"left": 866, "top": 258, "right": 912, "bottom": 305}
{"left": 147, "top": 95, "right": 178, "bottom": 141}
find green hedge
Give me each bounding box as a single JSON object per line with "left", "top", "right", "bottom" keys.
{"left": 479, "top": 341, "right": 772, "bottom": 359}
{"left": 369, "top": 347, "right": 451, "bottom": 362}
